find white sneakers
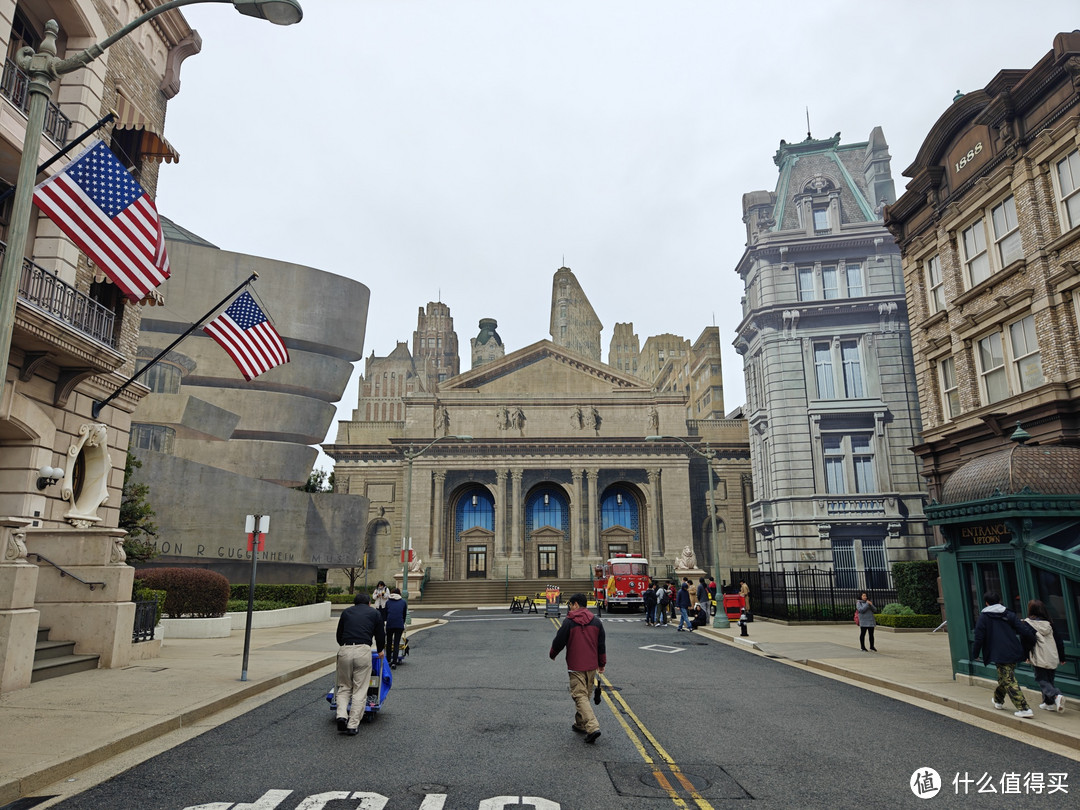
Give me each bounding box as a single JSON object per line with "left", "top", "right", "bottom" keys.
{"left": 992, "top": 700, "right": 1005, "bottom": 709}
{"left": 1039, "top": 703, "right": 1055, "bottom": 711}
{"left": 1056, "top": 694, "right": 1066, "bottom": 713}
{"left": 1014, "top": 709, "right": 1034, "bottom": 718}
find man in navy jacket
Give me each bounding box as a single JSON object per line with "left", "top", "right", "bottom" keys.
{"left": 550, "top": 593, "right": 606, "bottom": 744}
{"left": 971, "top": 591, "right": 1035, "bottom": 718}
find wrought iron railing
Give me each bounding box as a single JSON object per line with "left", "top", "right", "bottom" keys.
{"left": 27, "top": 552, "right": 106, "bottom": 590}
{"left": 132, "top": 600, "right": 157, "bottom": 642}
{"left": 0, "top": 241, "right": 117, "bottom": 347}
{"left": 1, "top": 58, "right": 71, "bottom": 144}
{"left": 732, "top": 567, "right": 897, "bottom": 622}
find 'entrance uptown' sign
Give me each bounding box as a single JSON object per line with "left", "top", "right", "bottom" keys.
{"left": 958, "top": 523, "right": 1011, "bottom": 546}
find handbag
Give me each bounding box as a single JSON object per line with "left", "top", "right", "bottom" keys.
{"left": 853, "top": 610, "right": 860, "bottom": 625}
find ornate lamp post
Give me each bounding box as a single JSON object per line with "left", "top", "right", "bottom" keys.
{"left": 0, "top": 0, "right": 303, "bottom": 404}
{"left": 646, "top": 435, "right": 729, "bottom": 628}
{"left": 400, "top": 435, "right": 472, "bottom": 617}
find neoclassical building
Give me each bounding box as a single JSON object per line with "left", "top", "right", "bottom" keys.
{"left": 734, "top": 129, "right": 930, "bottom": 581}
{"left": 327, "top": 267, "right": 754, "bottom": 590}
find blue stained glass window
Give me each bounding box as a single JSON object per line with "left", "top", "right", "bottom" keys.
{"left": 526, "top": 489, "right": 568, "bottom": 535}
{"left": 456, "top": 488, "right": 494, "bottom": 536}
{"left": 601, "top": 488, "right": 638, "bottom": 536}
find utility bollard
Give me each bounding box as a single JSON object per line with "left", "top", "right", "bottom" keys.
{"left": 739, "top": 608, "right": 749, "bottom": 637}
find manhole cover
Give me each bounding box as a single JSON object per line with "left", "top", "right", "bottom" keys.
{"left": 640, "top": 770, "right": 711, "bottom": 791}
{"left": 605, "top": 763, "right": 749, "bottom": 800}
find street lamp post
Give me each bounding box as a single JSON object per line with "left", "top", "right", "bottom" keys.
{"left": 646, "top": 435, "right": 729, "bottom": 628}
{"left": 400, "top": 435, "right": 472, "bottom": 617}
{"left": 0, "top": 0, "right": 302, "bottom": 404}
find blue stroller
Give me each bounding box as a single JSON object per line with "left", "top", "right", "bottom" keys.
{"left": 326, "top": 650, "right": 393, "bottom": 722}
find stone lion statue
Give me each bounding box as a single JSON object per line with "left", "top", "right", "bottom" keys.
{"left": 673, "top": 545, "right": 697, "bottom": 570}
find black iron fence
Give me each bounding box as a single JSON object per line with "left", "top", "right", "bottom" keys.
{"left": 1, "top": 58, "right": 71, "bottom": 144}
{"left": 732, "top": 568, "right": 897, "bottom": 622}
{"left": 132, "top": 599, "right": 157, "bottom": 642}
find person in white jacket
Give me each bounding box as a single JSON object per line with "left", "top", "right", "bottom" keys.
{"left": 1024, "top": 600, "right": 1067, "bottom": 713}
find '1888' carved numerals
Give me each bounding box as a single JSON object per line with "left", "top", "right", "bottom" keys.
{"left": 955, "top": 142, "right": 983, "bottom": 173}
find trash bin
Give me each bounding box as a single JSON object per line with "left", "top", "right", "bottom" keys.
{"left": 722, "top": 594, "right": 745, "bottom": 622}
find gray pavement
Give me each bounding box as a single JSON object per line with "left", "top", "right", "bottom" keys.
{"left": 1, "top": 610, "right": 1077, "bottom": 806}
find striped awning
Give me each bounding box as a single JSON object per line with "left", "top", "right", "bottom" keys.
{"left": 113, "top": 94, "right": 180, "bottom": 164}
{"left": 92, "top": 268, "right": 166, "bottom": 306}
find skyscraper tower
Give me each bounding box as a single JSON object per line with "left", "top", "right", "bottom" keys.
{"left": 413, "top": 302, "right": 459, "bottom": 385}
{"left": 550, "top": 266, "right": 602, "bottom": 362}
{"left": 471, "top": 317, "right": 505, "bottom": 369}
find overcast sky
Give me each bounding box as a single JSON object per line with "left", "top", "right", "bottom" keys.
{"left": 154, "top": 1, "right": 1080, "bottom": 471}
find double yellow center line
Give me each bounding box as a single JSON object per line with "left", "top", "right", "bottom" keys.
{"left": 550, "top": 616, "right": 714, "bottom": 809}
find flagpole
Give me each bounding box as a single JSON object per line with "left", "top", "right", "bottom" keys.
{"left": 91, "top": 272, "right": 259, "bottom": 419}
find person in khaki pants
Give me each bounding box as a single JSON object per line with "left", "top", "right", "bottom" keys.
{"left": 549, "top": 593, "right": 607, "bottom": 744}
{"left": 335, "top": 592, "right": 385, "bottom": 735}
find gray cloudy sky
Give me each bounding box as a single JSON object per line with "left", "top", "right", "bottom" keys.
{"left": 154, "top": 0, "right": 1079, "bottom": 468}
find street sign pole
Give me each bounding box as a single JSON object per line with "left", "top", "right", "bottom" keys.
{"left": 240, "top": 513, "right": 268, "bottom": 682}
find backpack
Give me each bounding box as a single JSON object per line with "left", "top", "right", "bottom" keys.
{"left": 659, "top": 589, "right": 670, "bottom": 606}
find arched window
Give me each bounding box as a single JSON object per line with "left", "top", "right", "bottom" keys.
{"left": 601, "top": 486, "right": 639, "bottom": 534}
{"left": 456, "top": 488, "right": 494, "bottom": 534}
{"left": 526, "top": 488, "right": 568, "bottom": 535}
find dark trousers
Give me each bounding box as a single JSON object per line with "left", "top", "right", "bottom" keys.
{"left": 859, "top": 626, "right": 876, "bottom": 650}
{"left": 387, "top": 628, "right": 403, "bottom": 664}
{"left": 1033, "top": 665, "right": 1062, "bottom": 705}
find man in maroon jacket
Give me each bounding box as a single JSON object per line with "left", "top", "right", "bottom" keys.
{"left": 549, "top": 593, "right": 607, "bottom": 744}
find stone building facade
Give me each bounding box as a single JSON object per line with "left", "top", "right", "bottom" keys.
{"left": 0, "top": 0, "right": 200, "bottom": 692}
{"left": 734, "top": 129, "right": 929, "bottom": 580}
{"left": 470, "top": 317, "right": 504, "bottom": 370}
{"left": 884, "top": 32, "right": 1080, "bottom": 690}
{"left": 328, "top": 267, "right": 755, "bottom": 591}
{"left": 608, "top": 322, "right": 640, "bottom": 376}
{"left": 413, "top": 301, "right": 458, "bottom": 384}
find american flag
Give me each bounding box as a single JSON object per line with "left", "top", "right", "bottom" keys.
{"left": 32, "top": 139, "right": 169, "bottom": 303}
{"left": 203, "top": 291, "right": 289, "bottom": 381}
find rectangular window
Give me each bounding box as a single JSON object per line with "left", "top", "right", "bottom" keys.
{"left": 822, "top": 432, "right": 876, "bottom": 494}
{"left": 814, "top": 341, "right": 835, "bottom": 399}
{"left": 841, "top": 340, "right": 864, "bottom": 398}
{"left": 939, "top": 356, "right": 960, "bottom": 420}
{"left": 822, "top": 265, "right": 839, "bottom": 299}
{"left": 832, "top": 539, "right": 857, "bottom": 589}
{"left": 977, "top": 331, "right": 1009, "bottom": 404}
{"left": 1008, "top": 314, "right": 1044, "bottom": 391}
{"left": 813, "top": 207, "right": 830, "bottom": 232}
{"left": 824, "top": 435, "right": 845, "bottom": 493}
{"left": 852, "top": 434, "right": 876, "bottom": 493}
{"left": 845, "top": 263, "right": 863, "bottom": 298}
{"left": 862, "top": 539, "right": 889, "bottom": 588}
{"left": 925, "top": 254, "right": 945, "bottom": 313}
{"left": 962, "top": 219, "right": 990, "bottom": 286}
{"left": 991, "top": 195, "right": 1023, "bottom": 267}
{"left": 797, "top": 266, "right": 815, "bottom": 301}
{"left": 1056, "top": 149, "right": 1080, "bottom": 231}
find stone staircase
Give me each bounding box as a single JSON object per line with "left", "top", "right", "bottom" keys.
{"left": 419, "top": 578, "right": 593, "bottom": 606}
{"left": 32, "top": 626, "right": 99, "bottom": 682}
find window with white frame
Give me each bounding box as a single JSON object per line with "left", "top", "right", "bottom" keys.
{"left": 925, "top": 254, "right": 945, "bottom": 313}
{"left": 1056, "top": 149, "right": 1080, "bottom": 231}
{"left": 797, "top": 266, "right": 814, "bottom": 301}
{"left": 822, "top": 265, "right": 839, "bottom": 299}
{"left": 813, "top": 206, "right": 830, "bottom": 232}
{"left": 960, "top": 195, "right": 1023, "bottom": 288}
{"left": 976, "top": 331, "right": 1009, "bottom": 404}
{"left": 812, "top": 339, "right": 864, "bottom": 399}
{"left": 939, "top": 355, "right": 960, "bottom": 420}
{"left": 1008, "top": 314, "right": 1044, "bottom": 392}
{"left": 991, "top": 196, "right": 1023, "bottom": 267}
{"left": 822, "top": 432, "right": 876, "bottom": 494}
{"left": 845, "top": 263, "right": 864, "bottom": 297}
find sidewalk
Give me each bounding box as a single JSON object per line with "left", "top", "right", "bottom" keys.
{"left": 1, "top": 612, "right": 1077, "bottom": 805}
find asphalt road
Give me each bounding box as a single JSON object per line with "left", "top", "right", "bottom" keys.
{"left": 34, "top": 609, "right": 1078, "bottom": 810}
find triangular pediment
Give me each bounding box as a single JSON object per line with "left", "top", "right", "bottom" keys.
{"left": 439, "top": 340, "right": 650, "bottom": 394}
{"left": 460, "top": 525, "right": 494, "bottom": 541}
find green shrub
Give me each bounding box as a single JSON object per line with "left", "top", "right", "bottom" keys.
{"left": 226, "top": 599, "right": 290, "bottom": 612}
{"left": 132, "top": 587, "right": 166, "bottom": 625}
{"left": 881, "top": 602, "right": 916, "bottom": 615}
{"left": 875, "top": 613, "right": 942, "bottom": 628}
{"left": 328, "top": 586, "right": 343, "bottom": 595}
{"left": 140, "top": 567, "right": 230, "bottom": 618}
{"left": 329, "top": 593, "right": 357, "bottom": 604}
{"left": 229, "top": 584, "right": 320, "bottom": 606}
{"left": 893, "top": 560, "right": 940, "bottom": 615}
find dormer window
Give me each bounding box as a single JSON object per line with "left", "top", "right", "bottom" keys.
{"left": 813, "top": 207, "right": 830, "bottom": 232}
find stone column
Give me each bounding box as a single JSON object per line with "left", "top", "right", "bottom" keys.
{"left": 586, "top": 468, "right": 599, "bottom": 557}
{"left": 432, "top": 471, "right": 446, "bottom": 560}
{"left": 0, "top": 517, "right": 39, "bottom": 692}
{"left": 648, "top": 468, "right": 662, "bottom": 559}
{"left": 511, "top": 470, "right": 523, "bottom": 557}
{"left": 496, "top": 470, "right": 508, "bottom": 557}
{"left": 571, "top": 469, "right": 584, "bottom": 555}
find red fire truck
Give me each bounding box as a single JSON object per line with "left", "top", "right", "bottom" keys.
{"left": 593, "top": 553, "right": 651, "bottom": 612}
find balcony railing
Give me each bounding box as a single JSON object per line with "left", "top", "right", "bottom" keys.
{"left": 0, "top": 241, "right": 117, "bottom": 347}
{"left": 1, "top": 58, "right": 71, "bottom": 144}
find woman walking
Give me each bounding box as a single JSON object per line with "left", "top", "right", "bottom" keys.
{"left": 856, "top": 592, "right": 877, "bottom": 652}
{"left": 1024, "top": 600, "right": 1067, "bottom": 712}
